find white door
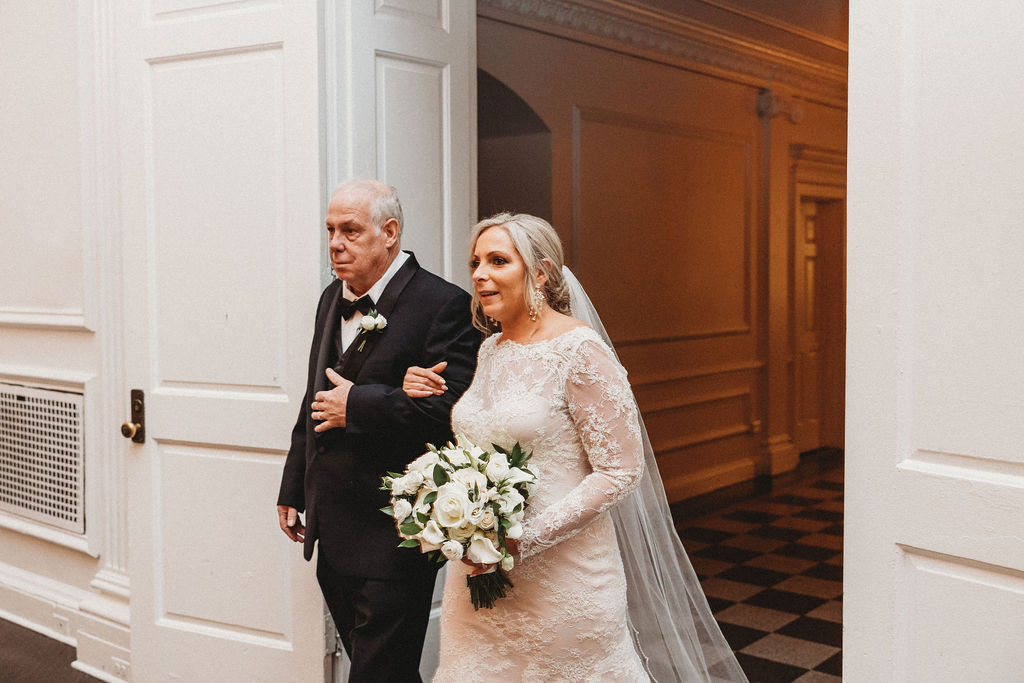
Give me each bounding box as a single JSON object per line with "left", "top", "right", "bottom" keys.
{"left": 847, "top": 2, "right": 1024, "bottom": 680}
{"left": 116, "top": 1, "right": 325, "bottom": 680}
{"left": 323, "top": 3, "right": 477, "bottom": 678}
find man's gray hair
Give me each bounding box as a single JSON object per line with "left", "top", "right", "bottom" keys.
{"left": 331, "top": 179, "right": 404, "bottom": 236}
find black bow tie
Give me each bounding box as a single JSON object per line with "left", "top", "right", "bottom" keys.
{"left": 340, "top": 295, "right": 375, "bottom": 321}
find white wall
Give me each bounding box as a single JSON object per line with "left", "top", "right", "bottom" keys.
{"left": 0, "top": 0, "right": 129, "bottom": 678}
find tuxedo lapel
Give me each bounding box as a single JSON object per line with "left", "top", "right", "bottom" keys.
{"left": 314, "top": 283, "right": 346, "bottom": 396}
{"left": 337, "top": 253, "right": 420, "bottom": 382}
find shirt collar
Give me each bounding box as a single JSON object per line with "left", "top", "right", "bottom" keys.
{"left": 342, "top": 250, "right": 410, "bottom": 303}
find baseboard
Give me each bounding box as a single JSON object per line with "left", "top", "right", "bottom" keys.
{"left": 663, "top": 458, "right": 758, "bottom": 502}
{"left": 766, "top": 436, "right": 800, "bottom": 475}
{"left": 0, "top": 560, "right": 130, "bottom": 681}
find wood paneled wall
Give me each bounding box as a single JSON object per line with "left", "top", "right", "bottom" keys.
{"left": 477, "top": 12, "right": 847, "bottom": 502}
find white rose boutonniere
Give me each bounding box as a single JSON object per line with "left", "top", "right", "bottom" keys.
{"left": 356, "top": 309, "right": 387, "bottom": 351}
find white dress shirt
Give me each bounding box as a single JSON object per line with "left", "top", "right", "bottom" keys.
{"left": 339, "top": 250, "right": 410, "bottom": 352}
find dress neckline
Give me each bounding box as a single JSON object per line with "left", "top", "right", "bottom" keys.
{"left": 494, "top": 324, "right": 593, "bottom": 348}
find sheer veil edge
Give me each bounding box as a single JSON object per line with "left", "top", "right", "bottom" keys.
{"left": 562, "top": 266, "right": 749, "bottom": 683}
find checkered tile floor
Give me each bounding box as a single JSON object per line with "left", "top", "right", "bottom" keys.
{"left": 679, "top": 462, "right": 844, "bottom": 682}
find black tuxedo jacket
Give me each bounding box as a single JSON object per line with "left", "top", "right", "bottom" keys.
{"left": 277, "top": 253, "right": 480, "bottom": 580}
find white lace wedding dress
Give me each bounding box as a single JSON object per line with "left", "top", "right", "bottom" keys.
{"left": 433, "top": 326, "right": 651, "bottom": 682}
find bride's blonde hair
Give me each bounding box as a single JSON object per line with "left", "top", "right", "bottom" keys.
{"left": 469, "top": 213, "right": 572, "bottom": 334}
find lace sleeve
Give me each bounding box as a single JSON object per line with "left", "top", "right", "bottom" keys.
{"left": 519, "top": 336, "right": 645, "bottom": 558}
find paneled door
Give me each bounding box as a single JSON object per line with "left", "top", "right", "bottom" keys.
{"left": 116, "top": 1, "right": 325, "bottom": 679}
{"left": 324, "top": 2, "right": 478, "bottom": 678}
{"left": 847, "top": 1, "right": 1024, "bottom": 678}
{"left": 793, "top": 199, "right": 822, "bottom": 453}
{"left": 794, "top": 191, "right": 845, "bottom": 454}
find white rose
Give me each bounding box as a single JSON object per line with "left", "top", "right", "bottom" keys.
{"left": 505, "top": 467, "right": 534, "bottom": 486}
{"left": 478, "top": 507, "right": 496, "bottom": 530}
{"left": 485, "top": 452, "right": 510, "bottom": 483}
{"left": 390, "top": 471, "right": 424, "bottom": 497}
{"left": 389, "top": 474, "right": 408, "bottom": 496}
{"left": 505, "top": 522, "right": 524, "bottom": 539}
{"left": 467, "top": 506, "right": 484, "bottom": 526}
{"left": 498, "top": 488, "right": 525, "bottom": 515}
{"left": 441, "top": 540, "right": 464, "bottom": 561}
{"left": 359, "top": 314, "right": 376, "bottom": 331}
{"left": 419, "top": 520, "right": 446, "bottom": 547}
{"left": 500, "top": 555, "right": 515, "bottom": 571}
{"left": 412, "top": 488, "right": 434, "bottom": 516}
{"left": 392, "top": 498, "right": 412, "bottom": 522}
{"left": 441, "top": 446, "right": 470, "bottom": 467}
{"left": 449, "top": 522, "right": 475, "bottom": 541}
{"left": 451, "top": 467, "right": 487, "bottom": 494}
{"left": 468, "top": 446, "right": 486, "bottom": 466}
{"left": 408, "top": 451, "right": 440, "bottom": 478}
{"left": 374, "top": 315, "right": 387, "bottom": 330}
{"left": 466, "top": 532, "right": 504, "bottom": 565}
{"left": 433, "top": 482, "right": 472, "bottom": 528}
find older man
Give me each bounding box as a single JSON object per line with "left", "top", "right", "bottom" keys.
{"left": 277, "top": 180, "right": 479, "bottom": 681}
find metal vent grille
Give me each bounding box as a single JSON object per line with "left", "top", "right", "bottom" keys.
{"left": 0, "top": 383, "right": 84, "bottom": 533}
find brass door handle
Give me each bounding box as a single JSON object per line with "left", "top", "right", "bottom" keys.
{"left": 121, "top": 422, "right": 141, "bottom": 439}
{"left": 121, "top": 389, "right": 145, "bottom": 443}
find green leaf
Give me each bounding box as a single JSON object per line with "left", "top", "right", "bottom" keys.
{"left": 500, "top": 518, "right": 513, "bottom": 529}
{"left": 491, "top": 443, "right": 508, "bottom": 455}
{"left": 399, "top": 521, "right": 424, "bottom": 535}
{"left": 427, "top": 443, "right": 438, "bottom": 453}
{"left": 380, "top": 505, "right": 394, "bottom": 516}
{"left": 423, "top": 491, "right": 437, "bottom": 505}
{"left": 416, "top": 511, "right": 430, "bottom": 524}
{"left": 387, "top": 471, "right": 403, "bottom": 478}
{"left": 398, "top": 539, "right": 420, "bottom": 548}
{"left": 433, "top": 464, "right": 450, "bottom": 486}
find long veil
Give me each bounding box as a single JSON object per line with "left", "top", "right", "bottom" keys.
{"left": 563, "top": 266, "right": 748, "bottom": 683}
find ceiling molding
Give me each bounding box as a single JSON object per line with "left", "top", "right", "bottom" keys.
{"left": 477, "top": 0, "right": 847, "bottom": 107}
{"left": 693, "top": 0, "right": 848, "bottom": 53}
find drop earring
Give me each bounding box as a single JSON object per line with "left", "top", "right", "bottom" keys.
{"left": 529, "top": 284, "right": 544, "bottom": 322}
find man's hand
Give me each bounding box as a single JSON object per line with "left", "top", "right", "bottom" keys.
{"left": 277, "top": 505, "right": 305, "bottom": 543}
{"left": 311, "top": 367, "right": 353, "bottom": 432}
{"left": 402, "top": 361, "right": 448, "bottom": 398}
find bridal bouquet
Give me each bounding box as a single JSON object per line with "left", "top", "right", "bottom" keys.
{"left": 381, "top": 436, "right": 536, "bottom": 609}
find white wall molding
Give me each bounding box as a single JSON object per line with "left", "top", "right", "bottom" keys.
{"left": 478, "top": 0, "right": 847, "bottom": 106}
{"left": 0, "top": 558, "right": 130, "bottom": 681}
{"left": 0, "top": 309, "right": 92, "bottom": 331}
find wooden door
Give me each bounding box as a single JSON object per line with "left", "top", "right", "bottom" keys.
{"left": 794, "top": 193, "right": 845, "bottom": 453}
{"left": 794, "top": 199, "right": 823, "bottom": 453}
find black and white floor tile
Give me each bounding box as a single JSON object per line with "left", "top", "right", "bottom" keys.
{"left": 679, "top": 460, "right": 844, "bottom": 682}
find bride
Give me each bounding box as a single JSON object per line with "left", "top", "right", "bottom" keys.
{"left": 401, "top": 213, "right": 748, "bottom": 682}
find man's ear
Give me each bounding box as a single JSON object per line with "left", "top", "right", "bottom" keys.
{"left": 382, "top": 218, "right": 400, "bottom": 248}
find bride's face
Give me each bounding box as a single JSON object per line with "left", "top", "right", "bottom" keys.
{"left": 471, "top": 227, "right": 529, "bottom": 324}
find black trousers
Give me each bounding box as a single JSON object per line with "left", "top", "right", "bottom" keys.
{"left": 317, "top": 551, "right": 437, "bottom": 683}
